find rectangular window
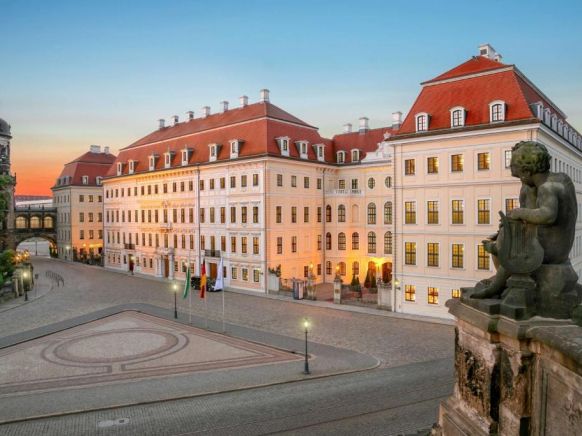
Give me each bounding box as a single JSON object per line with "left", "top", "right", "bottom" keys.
{"left": 477, "top": 199, "right": 490, "bottom": 224}
{"left": 241, "top": 237, "right": 247, "bottom": 254}
{"left": 505, "top": 198, "right": 519, "bottom": 214}
{"left": 405, "top": 242, "right": 416, "bottom": 265}
{"left": 210, "top": 208, "right": 215, "bottom": 223}
{"left": 253, "top": 174, "right": 259, "bottom": 186}
{"left": 317, "top": 235, "right": 322, "bottom": 251}
{"left": 405, "top": 201, "right": 416, "bottom": 224}
{"left": 209, "top": 179, "right": 215, "bottom": 190}
{"left": 452, "top": 244, "right": 464, "bottom": 268}
{"left": 291, "top": 176, "right": 297, "bottom": 187}
{"left": 317, "top": 178, "right": 322, "bottom": 190}
{"left": 277, "top": 174, "right": 283, "bottom": 187}
{"left": 253, "top": 206, "right": 259, "bottom": 224}
{"left": 428, "top": 287, "right": 439, "bottom": 305}
{"left": 304, "top": 206, "right": 309, "bottom": 223}
{"left": 405, "top": 285, "right": 416, "bottom": 302}
{"left": 200, "top": 208, "right": 205, "bottom": 223}
{"left": 477, "top": 152, "right": 490, "bottom": 170}
{"left": 231, "top": 267, "right": 238, "bottom": 280}
{"left": 242, "top": 268, "right": 248, "bottom": 281}
{"left": 230, "top": 176, "right": 236, "bottom": 188}
{"left": 338, "top": 179, "right": 346, "bottom": 190}
{"left": 79, "top": 212, "right": 84, "bottom": 223}
{"left": 452, "top": 200, "right": 464, "bottom": 224}
{"left": 241, "top": 175, "right": 247, "bottom": 187}
{"left": 241, "top": 206, "right": 247, "bottom": 224}
{"left": 451, "top": 154, "right": 464, "bottom": 172}
{"left": 452, "top": 289, "right": 461, "bottom": 298}
{"left": 317, "top": 207, "right": 322, "bottom": 223}
{"left": 253, "top": 270, "right": 260, "bottom": 283}
{"left": 220, "top": 177, "right": 225, "bottom": 189}
{"left": 199, "top": 180, "right": 204, "bottom": 190}
{"left": 505, "top": 150, "right": 512, "bottom": 168}
{"left": 277, "top": 237, "right": 282, "bottom": 254}
{"left": 304, "top": 177, "right": 309, "bottom": 188}
{"left": 276, "top": 206, "right": 282, "bottom": 223}
{"left": 427, "top": 201, "right": 439, "bottom": 224}
{"left": 228, "top": 236, "right": 235, "bottom": 254}
{"left": 427, "top": 242, "right": 439, "bottom": 267}
{"left": 404, "top": 159, "right": 415, "bottom": 175}
{"left": 291, "top": 207, "right": 297, "bottom": 223}
{"left": 478, "top": 245, "right": 490, "bottom": 270}
{"left": 230, "top": 206, "right": 236, "bottom": 223}
{"left": 291, "top": 236, "right": 297, "bottom": 253}
{"left": 253, "top": 237, "right": 259, "bottom": 255}
{"left": 221, "top": 207, "right": 226, "bottom": 224}
{"left": 427, "top": 157, "right": 439, "bottom": 174}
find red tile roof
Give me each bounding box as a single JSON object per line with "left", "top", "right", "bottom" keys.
{"left": 54, "top": 150, "right": 116, "bottom": 188}
{"left": 332, "top": 128, "right": 394, "bottom": 163}
{"left": 422, "top": 56, "right": 509, "bottom": 84}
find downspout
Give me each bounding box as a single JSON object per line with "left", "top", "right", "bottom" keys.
{"left": 322, "top": 169, "right": 326, "bottom": 285}
{"left": 197, "top": 164, "right": 201, "bottom": 277}
{"left": 263, "top": 160, "right": 268, "bottom": 294}
{"left": 392, "top": 143, "right": 399, "bottom": 312}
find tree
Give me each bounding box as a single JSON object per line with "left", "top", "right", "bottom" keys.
{"left": 0, "top": 249, "right": 16, "bottom": 283}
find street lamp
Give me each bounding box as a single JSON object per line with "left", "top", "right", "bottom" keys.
{"left": 172, "top": 282, "right": 178, "bottom": 319}
{"left": 302, "top": 318, "right": 311, "bottom": 375}
{"left": 23, "top": 271, "right": 29, "bottom": 301}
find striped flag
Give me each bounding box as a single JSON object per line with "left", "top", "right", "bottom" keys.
{"left": 199, "top": 261, "right": 207, "bottom": 299}
{"left": 182, "top": 265, "right": 191, "bottom": 299}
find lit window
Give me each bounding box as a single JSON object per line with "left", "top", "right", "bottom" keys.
{"left": 427, "top": 242, "right": 439, "bottom": 267}
{"left": 352, "top": 232, "right": 359, "bottom": 250}
{"left": 367, "top": 203, "right": 376, "bottom": 224}
{"left": 478, "top": 245, "right": 490, "bottom": 270}
{"left": 427, "top": 201, "right": 439, "bottom": 224}
{"left": 451, "top": 154, "right": 464, "bottom": 172}
{"left": 477, "top": 152, "right": 490, "bottom": 170}
{"left": 405, "top": 242, "right": 416, "bottom": 265}
{"left": 367, "top": 232, "right": 376, "bottom": 253}
{"left": 405, "top": 159, "right": 415, "bottom": 175}
{"left": 384, "top": 202, "right": 392, "bottom": 224}
{"left": 428, "top": 287, "right": 439, "bottom": 304}
{"left": 404, "top": 201, "right": 416, "bottom": 224}
{"left": 505, "top": 198, "right": 519, "bottom": 214}
{"left": 405, "top": 285, "right": 416, "bottom": 301}
{"left": 505, "top": 150, "right": 512, "bottom": 168}
{"left": 452, "top": 200, "right": 464, "bottom": 225}
{"left": 452, "top": 244, "right": 464, "bottom": 268}
{"left": 477, "top": 199, "right": 490, "bottom": 224}
{"left": 338, "top": 262, "right": 346, "bottom": 276}
{"left": 427, "top": 157, "right": 439, "bottom": 174}
{"left": 384, "top": 231, "right": 392, "bottom": 254}
{"left": 452, "top": 289, "right": 461, "bottom": 299}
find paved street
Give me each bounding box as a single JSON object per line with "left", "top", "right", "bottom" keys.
{"left": 0, "top": 258, "right": 455, "bottom": 434}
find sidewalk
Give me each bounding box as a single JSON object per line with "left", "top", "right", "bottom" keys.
{"left": 0, "top": 281, "right": 53, "bottom": 314}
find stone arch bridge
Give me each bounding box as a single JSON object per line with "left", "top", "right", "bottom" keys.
{"left": 11, "top": 205, "right": 57, "bottom": 250}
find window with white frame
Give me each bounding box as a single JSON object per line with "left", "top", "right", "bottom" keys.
{"left": 164, "top": 152, "right": 173, "bottom": 168}
{"left": 415, "top": 113, "right": 429, "bottom": 132}
{"left": 116, "top": 162, "right": 123, "bottom": 176}
{"left": 208, "top": 144, "right": 219, "bottom": 162}
{"left": 128, "top": 160, "right": 135, "bottom": 174}
{"left": 149, "top": 155, "right": 156, "bottom": 171}
{"left": 450, "top": 107, "right": 465, "bottom": 128}
{"left": 489, "top": 100, "right": 506, "bottom": 122}
{"left": 82, "top": 175, "right": 89, "bottom": 185}
{"left": 96, "top": 176, "right": 103, "bottom": 185}
{"left": 276, "top": 137, "right": 290, "bottom": 157}
{"left": 315, "top": 144, "right": 325, "bottom": 162}
{"left": 337, "top": 151, "right": 345, "bottom": 164}
{"left": 181, "top": 148, "right": 190, "bottom": 166}
{"left": 296, "top": 141, "right": 309, "bottom": 159}
{"left": 230, "top": 140, "right": 241, "bottom": 159}
{"left": 351, "top": 149, "right": 360, "bottom": 162}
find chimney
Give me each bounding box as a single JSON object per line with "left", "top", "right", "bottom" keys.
{"left": 172, "top": 115, "right": 179, "bottom": 125}
{"left": 220, "top": 101, "right": 229, "bottom": 112}
{"left": 392, "top": 111, "right": 403, "bottom": 129}
{"left": 240, "top": 95, "right": 249, "bottom": 107}
{"left": 103, "top": 146, "right": 110, "bottom": 154}
{"left": 158, "top": 119, "right": 165, "bottom": 129}
{"left": 343, "top": 123, "right": 352, "bottom": 133}
{"left": 89, "top": 145, "right": 101, "bottom": 153}
{"left": 478, "top": 43, "right": 502, "bottom": 62}
{"left": 260, "top": 89, "right": 270, "bottom": 103}
{"left": 186, "top": 110, "right": 194, "bottom": 121}
{"left": 202, "top": 106, "right": 211, "bottom": 117}
{"left": 359, "top": 117, "right": 369, "bottom": 133}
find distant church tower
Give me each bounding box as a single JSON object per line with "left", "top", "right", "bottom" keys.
{"left": 0, "top": 118, "right": 16, "bottom": 249}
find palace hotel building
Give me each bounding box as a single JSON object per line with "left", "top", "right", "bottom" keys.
{"left": 101, "top": 45, "right": 582, "bottom": 318}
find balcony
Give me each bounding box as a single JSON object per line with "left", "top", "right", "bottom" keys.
{"left": 160, "top": 222, "right": 173, "bottom": 231}
{"left": 124, "top": 243, "right": 136, "bottom": 250}
{"left": 204, "top": 249, "right": 221, "bottom": 258}
{"left": 327, "top": 188, "right": 362, "bottom": 196}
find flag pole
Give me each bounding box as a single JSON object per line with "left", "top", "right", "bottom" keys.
{"left": 188, "top": 252, "right": 192, "bottom": 325}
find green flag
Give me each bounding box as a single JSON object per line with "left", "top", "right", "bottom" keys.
{"left": 182, "top": 266, "right": 191, "bottom": 299}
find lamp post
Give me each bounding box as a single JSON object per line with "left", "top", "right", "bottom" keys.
{"left": 23, "top": 271, "right": 29, "bottom": 301}
{"left": 303, "top": 318, "right": 311, "bottom": 374}
{"left": 172, "top": 282, "right": 178, "bottom": 319}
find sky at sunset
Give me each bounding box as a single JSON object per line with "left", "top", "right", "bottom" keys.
{"left": 1, "top": 0, "right": 581, "bottom": 196}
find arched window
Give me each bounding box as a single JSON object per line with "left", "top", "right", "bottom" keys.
{"left": 450, "top": 107, "right": 465, "bottom": 127}
{"left": 384, "top": 202, "right": 393, "bottom": 224}
{"left": 367, "top": 203, "right": 376, "bottom": 224}
{"left": 352, "top": 232, "right": 359, "bottom": 250}
{"left": 338, "top": 205, "right": 346, "bottom": 222}
{"left": 326, "top": 232, "right": 332, "bottom": 250}
{"left": 489, "top": 100, "right": 505, "bottom": 122}
{"left": 384, "top": 231, "right": 393, "bottom": 254}
{"left": 338, "top": 262, "right": 346, "bottom": 276}
{"left": 30, "top": 216, "right": 41, "bottom": 229}
{"left": 352, "top": 261, "right": 360, "bottom": 277}
{"left": 368, "top": 231, "right": 376, "bottom": 253}
{"left": 326, "top": 205, "right": 332, "bottom": 223}
{"left": 351, "top": 204, "right": 359, "bottom": 223}
{"left": 338, "top": 232, "right": 346, "bottom": 250}
{"left": 43, "top": 216, "right": 54, "bottom": 228}
{"left": 15, "top": 216, "right": 27, "bottom": 229}
{"left": 415, "top": 113, "right": 429, "bottom": 132}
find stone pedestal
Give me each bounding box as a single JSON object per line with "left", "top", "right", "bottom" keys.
{"left": 306, "top": 275, "right": 316, "bottom": 300}
{"left": 377, "top": 282, "right": 392, "bottom": 310}
{"left": 435, "top": 300, "right": 582, "bottom": 436}
{"left": 333, "top": 276, "right": 342, "bottom": 304}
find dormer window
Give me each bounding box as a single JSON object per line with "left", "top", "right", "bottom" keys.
{"left": 230, "top": 140, "right": 243, "bottom": 159}
{"left": 96, "top": 176, "right": 103, "bottom": 185}
{"left": 351, "top": 149, "right": 360, "bottom": 162}
{"left": 128, "top": 160, "right": 136, "bottom": 174}
{"left": 543, "top": 108, "right": 551, "bottom": 125}
{"left": 276, "top": 137, "right": 290, "bottom": 157}
{"left": 551, "top": 114, "right": 558, "bottom": 131}
{"left": 489, "top": 100, "right": 506, "bottom": 122}
{"left": 314, "top": 144, "right": 325, "bottom": 162}
{"left": 208, "top": 143, "right": 221, "bottom": 162}
{"left": 181, "top": 148, "right": 191, "bottom": 166}
{"left": 450, "top": 107, "right": 466, "bottom": 128}
{"left": 116, "top": 162, "right": 123, "bottom": 176}
{"left": 148, "top": 154, "right": 157, "bottom": 171}
{"left": 295, "top": 140, "right": 309, "bottom": 159}
{"left": 82, "top": 175, "right": 89, "bottom": 185}
{"left": 415, "top": 113, "right": 429, "bottom": 132}
{"left": 163, "top": 151, "right": 174, "bottom": 168}
{"left": 337, "top": 151, "right": 346, "bottom": 164}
